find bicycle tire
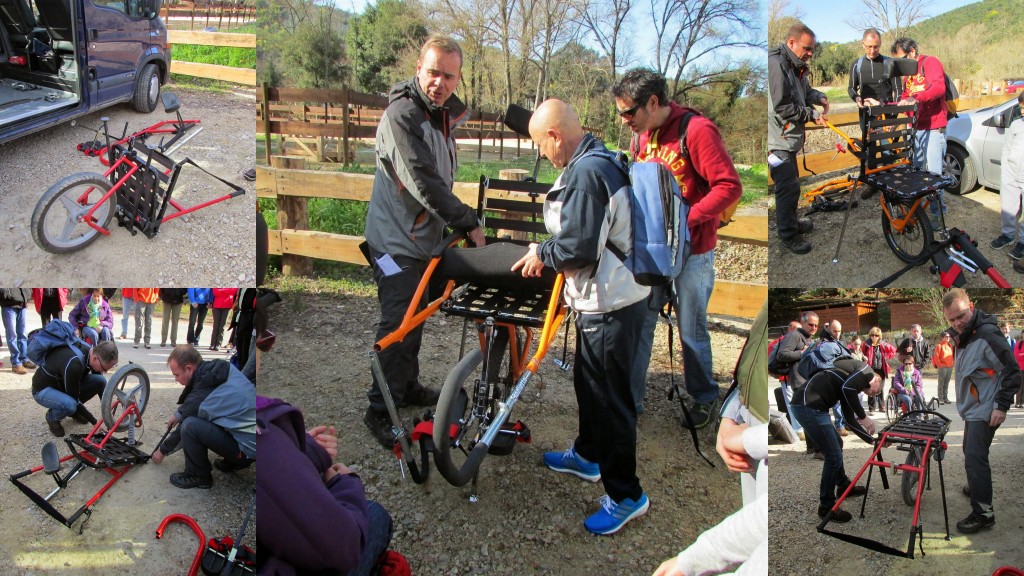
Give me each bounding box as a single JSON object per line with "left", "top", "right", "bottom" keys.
{"left": 32, "top": 172, "right": 115, "bottom": 254}
{"left": 901, "top": 447, "right": 922, "bottom": 507}
{"left": 881, "top": 199, "right": 934, "bottom": 264}
{"left": 885, "top": 393, "right": 899, "bottom": 424}
{"left": 100, "top": 363, "right": 151, "bottom": 432}
{"left": 433, "top": 327, "right": 510, "bottom": 487}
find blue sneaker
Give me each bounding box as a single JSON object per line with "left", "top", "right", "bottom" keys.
{"left": 543, "top": 445, "right": 600, "bottom": 482}
{"left": 584, "top": 493, "right": 650, "bottom": 535}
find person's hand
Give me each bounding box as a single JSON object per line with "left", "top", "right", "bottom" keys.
{"left": 814, "top": 114, "right": 827, "bottom": 126}
{"left": 716, "top": 418, "right": 753, "bottom": 473}
{"left": 307, "top": 425, "right": 338, "bottom": 460}
{"left": 990, "top": 409, "right": 1006, "bottom": 427}
{"left": 151, "top": 449, "right": 164, "bottom": 464}
{"left": 863, "top": 97, "right": 880, "bottom": 106}
{"left": 652, "top": 557, "right": 683, "bottom": 576}
{"left": 323, "top": 462, "right": 352, "bottom": 483}
{"left": 858, "top": 416, "right": 876, "bottom": 436}
{"left": 167, "top": 414, "right": 180, "bottom": 428}
{"left": 820, "top": 96, "right": 830, "bottom": 116}
{"left": 855, "top": 96, "right": 864, "bottom": 108}
{"left": 511, "top": 243, "right": 544, "bottom": 277}
{"left": 467, "top": 226, "right": 486, "bottom": 248}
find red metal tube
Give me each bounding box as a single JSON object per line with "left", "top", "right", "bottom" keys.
{"left": 156, "top": 514, "right": 206, "bottom": 576}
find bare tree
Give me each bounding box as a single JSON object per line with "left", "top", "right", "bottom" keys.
{"left": 525, "top": 0, "right": 582, "bottom": 106}
{"left": 847, "top": 0, "right": 934, "bottom": 42}
{"left": 767, "top": 0, "right": 804, "bottom": 47}
{"left": 580, "top": 0, "right": 636, "bottom": 82}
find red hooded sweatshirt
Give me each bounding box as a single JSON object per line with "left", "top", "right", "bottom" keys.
{"left": 633, "top": 102, "right": 742, "bottom": 255}
{"left": 901, "top": 54, "right": 948, "bottom": 131}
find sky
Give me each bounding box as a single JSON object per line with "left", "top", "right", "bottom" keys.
{"left": 792, "top": 0, "right": 981, "bottom": 44}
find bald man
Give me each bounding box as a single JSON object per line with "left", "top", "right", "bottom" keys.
{"left": 512, "top": 99, "right": 651, "bottom": 535}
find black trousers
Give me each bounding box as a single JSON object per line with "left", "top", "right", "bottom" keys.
{"left": 964, "top": 419, "right": 999, "bottom": 518}
{"left": 572, "top": 298, "right": 647, "bottom": 504}
{"left": 367, "top": 250, "right": 428, "bottom": 413}
{"left": 210, "top": 308, "right": 230, "bottom": 348}
{"left": 187, "top": 303, "right": 208, "bottom": 345}
{"left": 39, "top": 297, "right": 63, "bottom": 325}
{"left": 181, "top": 416, "right": 246, "bottom": 476}
{"left": 770, "top": 149, "right": 800, "bottom": 240}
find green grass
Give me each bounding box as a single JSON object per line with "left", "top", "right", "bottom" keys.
{"left": 818, "top": 86, "right": 848, "bottom": 102}
{"left": 173, "top": 44, "right": 255, "bottom": 68}
{"left": 738, "top": 164, "right": 769, "bottom": 205}
{"left": 168, "top": 76, "right": 245, "bottom": 92}
{"left": 264, "top": 267, "right": 376, "bottom": 297}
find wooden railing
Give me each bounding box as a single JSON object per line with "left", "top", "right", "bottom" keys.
{"left": 256, "top": 163, "right": 768, "bottom": 319}
{"left": 168, "top": 30, "right": 255, "bottom": 85}
{"left": 160, "top": 3, "right": 255, "bottom": 31}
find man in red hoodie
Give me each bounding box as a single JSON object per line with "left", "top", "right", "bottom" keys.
{"left": 611, "top": 68, "right": 743, "bottom": 429}
{"left": 891, "top": 37, "right": 948, "bottom": 225}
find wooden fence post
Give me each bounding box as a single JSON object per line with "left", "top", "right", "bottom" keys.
{"left": 271, "top": 155, "right": 313, "bottom": 277}
{"left": 342, "top": 89, "right": 351, "bottom": 167}
{"left": 497, "top": 168, "right": 530, "bottom": 240}
{"left": 261, "top": 83, "right": 272, "bottom": 165}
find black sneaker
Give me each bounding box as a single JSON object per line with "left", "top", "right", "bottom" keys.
{"left": 818, "top": 506, "right": 852, "bottom": 523}
{"left": 1015, "top": 259, "right": 1024, "bottom": 274}
{"left": 1010, "top": 242, "right": 1024, "bottom": 260}
{"left": 839, "top": 484, "right": 868, "bottom": 497}
{"left": 780, "top": 236, "right": 812, "bottom": 255}
{"left": 797, "top": 217, "right": 814, "bottom": 234}
{"left": 401, "top": 386, "right": 441, "bottom": 407}
{"left": 243, "top": 168, "right": 257, "bottom": 182}
{"left": 956, "top": 512, "right": 994, "bottom": 534}
{"left": 70, "top": 405, "right": 97, "bottom": 425}
{"left": 364, "top": 408, "right": 396, "bottom": 449}
{"left": 170, "top": 472, "right": 213, "bottom": 489}
{"left": 680, "top": 398, "right": 720, "bottom": 430}
{"left": 991, "top": 234, "right": 1014, "bottom": 249}
{"left": 214, "top": 457, "right": 253, "bottom": 473}
{"left": 47, "top": 420, "right": 65, "bottom": 437}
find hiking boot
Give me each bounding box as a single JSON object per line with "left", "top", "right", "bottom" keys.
{"left": 956, "top": 512, "right": 995, "bottom": 534}
{"left": 780, "top": 236, "right": 812, "bottom": 255}
{"left": 22, "top": 360, "right": 36, "bottom": 369}
{"left": 813, "top": 451, "right": 825, "bottom": 461}
{"left": 543, "top": 445, "right": 601, "bottom": 482}
{"left": 12, "top": 365, "right": 27, "bottom": 375}
{"left": 214, "top": 457, "right": 254, "bottom": 473}
{"left": 400, "top": 385, "right": 441, "bottom": 407}
{"left": 170, "top": 472, "right": 213, "bottom": 489}
{"left": 243, "top": 168, "right": 257, "bottom": 182}
{"left": 818, "top": 506, "right": 852, "bottom": 523}
{"left": 839, "top": 484, "right": 867, "bottom": 497}
{"left": 47, "top": 419, "right": 65, "bottom": 437}
{"left": 584, "top": 493, "right": 649, "bottom": 535}
{"left": 797, "top": 217, "right": 814, "bottom": 234}
{"left": 364, "top": 408, "right": 396, "bottom": 450}
{"left": 860, "top": 186, "right": 878, "bottom": 200}
{"left": 680, "top": 398, "right": 720, "bottom": 430}
{"left": 1015, "top": 259, "right": 1024, "bottom": 274}
{"left": 1010, "top": 243, "right": 1024, "bottom": 260}
{"left": 70, "top": 405, "right": 97, "bottom": 425}
{"left": 798, "top": 431, "right": 805, "bottom": 441}
{"left": 991, "top": 234, "right": 1014, "bottom": 250}
{"left": 962, "top": 484, "right": 971, "bottom": 497}
{"left": 837, "top": 427, "right": 849, "bottom": 437}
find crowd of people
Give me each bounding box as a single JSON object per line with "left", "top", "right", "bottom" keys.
{"left": 773, "top": 289, "right": 1024, "bottom": 534}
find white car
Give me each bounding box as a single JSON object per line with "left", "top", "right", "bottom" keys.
{"left": 944, "top": 97, "right": 1021, "bottom": 194}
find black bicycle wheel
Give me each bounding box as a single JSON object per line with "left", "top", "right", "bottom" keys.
{"left": 901, "top": 447, "right": 922, "bottom": 507}
{"left": 433, "top": 326, "right": 511, "bottom": 487}
{"left": 885, "top": 393, "right": 899, "bottom": 424}
{"left": 881, "top": 199, "right": 934, "bottom": 264}
{"left": 101, "top": 363, "right": 151, "bottom": 432}
{"left": 32, "top": 173, "right": 116, "bottom": 254}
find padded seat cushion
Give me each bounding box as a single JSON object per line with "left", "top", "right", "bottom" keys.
{"left": 862, "top": 166, "right": 954, "bottom": 202}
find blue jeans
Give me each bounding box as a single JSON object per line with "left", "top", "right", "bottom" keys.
{"left": 790, "top": 403, "right": 851, "bottom": 508}
{"left": 33, "top": 373, "right": 105, "bottom": 423}
{"left": 672, "top": 250, "right": 717, "bottom": 405}
{"left": 631, "top": 285, "right": 669, "bottom": 413}
{"left": 779, "top": 381, "right": 803, "bottom": 434}
{"left": 831, "top": 402, "right": 845, "bottom": 429}
{"left": 2, "top": 306, "right": 28, "bottom": 367}
{"left": 348, "top": 501, "right": 394, "bottom": 576}
{"left": 913, "top": 129, "right": 947, "bottom": 217}
{"left": 897, "top": 393, "right": 924, "bottom": 413}
{"left": 121, "top": 297, "right": 135, "bottom": 337}
{"left": 81, "top": 326, "right": 113, "bottom": 344}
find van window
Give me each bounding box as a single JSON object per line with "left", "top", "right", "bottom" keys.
{"left": 92, "top": 0, "right": 147, "bottom": 18}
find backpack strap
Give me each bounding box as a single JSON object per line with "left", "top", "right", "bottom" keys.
{"left": 676, "top": 111, "right": 696, "bottom": 160}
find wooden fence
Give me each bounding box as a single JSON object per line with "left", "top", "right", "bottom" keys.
{"left": 161, "top": 2, "right": 255, "bottom": 30}
{"left": 168, "top": 30, "right": 256, "bottom": 85}
{"left": 256, "top": 163, "right": 768, "bottom": 319}
{"left": 774, "top": 93, "right": 1012, "bottom": 181}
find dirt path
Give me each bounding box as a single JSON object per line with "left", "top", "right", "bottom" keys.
{"left": 0, "top": 311, "right": 255, "bottom": 575}
{"left": 768, "top": 369, "right": 1024, "bottom": 573}
{"left": 0, "top": 86, "right": 256, "bottom": 287}
{"left": 258, "top": 287, "right": 755, "bottom": 575}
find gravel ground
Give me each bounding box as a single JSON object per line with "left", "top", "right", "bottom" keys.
{"left": 258, "top": 287, "right": 756, "bottom": 575}
{"left": 769, "top": 367, "right": 1024, "bottom": 574}
{"left": 0, "top": 310, "right": 255, "bottom": 575}
{"left": 0, "top": 86, "right": 256, "bottom": 287}
{"left": 718, "top": 207, "right": 769, "bottom": 285}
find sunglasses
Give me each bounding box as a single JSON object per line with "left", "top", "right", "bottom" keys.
{"left": 616, "top": 101, "right": 643, "bottom": 119}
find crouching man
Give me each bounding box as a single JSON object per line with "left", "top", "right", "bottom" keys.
{"left": 151, "top": 346, "right": 256, "bottom": 489}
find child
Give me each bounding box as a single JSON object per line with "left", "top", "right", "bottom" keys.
{"left": 892, "top": 356, "right": 925, "bottom": 413}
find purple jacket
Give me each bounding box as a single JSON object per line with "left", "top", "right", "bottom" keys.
{"left": 68, "top": 296, "right": 113, "bottom": 330}
{"left": 256, "top": 397, "right": 368, "bottom": 575}
{"left": 892, "top": 367, "right": 924, "bottom": 398}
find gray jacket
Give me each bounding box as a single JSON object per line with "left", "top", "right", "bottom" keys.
{"left": 0, "top": 289, "right": 29, "bottom": 308}
{"left": 365, "top": 78, "right": 480, "bottom": 262}
{"left": 953, "top": 309, "right": 1021, "bottom": 422}
{"left": 199, "top": 363, "right": 256, "bottom": 459}
{"left": 537, "top": 134, "right": 648, "bottom": 314}
{"left": 768, "top": 44, "right": 826, "bottom": 153}
{"left": 776, "top": 327, "right": 811, "bottom": 387}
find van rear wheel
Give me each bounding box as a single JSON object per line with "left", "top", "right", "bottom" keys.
{"left": 132, "top": 63, "right": 160, "bottom": 113}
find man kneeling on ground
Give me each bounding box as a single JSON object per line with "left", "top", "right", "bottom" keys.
{"left": 151, "top": 345, "right": 256, "bottom": 489}
{"left": 32, "top": 340, "right": 117, "bottom": 437}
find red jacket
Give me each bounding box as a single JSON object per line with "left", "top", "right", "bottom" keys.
{"left": 633, "top": 102, "right": 742, "bottom": 255}
{"left": 122, "top": 288, "right": 135, "bottom": 300}
{"left": 901, "top": 54, "right": 948, "bottom": 131}
{"left": 212, "top": 288, "right": 239, "bottom": 309}
{"left": 862, "top": 340, "right": 897, "bottom": 378}
{"left": 31, "top": 288, "right": 69, "bottom": 314}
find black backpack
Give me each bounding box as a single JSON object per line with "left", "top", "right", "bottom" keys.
{"left": 767, "top": 339, "right": 793, "bottom": 378}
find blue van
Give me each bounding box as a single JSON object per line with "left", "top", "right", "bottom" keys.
{"left": 0, "top": 0, "right": 170, "bottom": 145}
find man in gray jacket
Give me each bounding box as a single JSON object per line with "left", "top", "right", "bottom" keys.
{"left": 363, "top": 35, "right": 485, "bottom": 449}
{"left": 513, "top": 99, "right": 650, "bottom": 535}
{"left": 768, "top": 21, "right": 829, "bottom": 255}
{"left": 943, "top": 289, "right": 1020, "bottom": 533}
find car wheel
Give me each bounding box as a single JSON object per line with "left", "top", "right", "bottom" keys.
{"left": 132, "top": 63, "right": 160, "bottom": 113}
{"left": 944, "top": 144, "right": 977, "bottom": 195}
